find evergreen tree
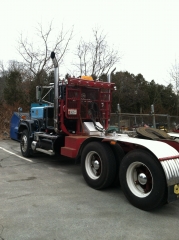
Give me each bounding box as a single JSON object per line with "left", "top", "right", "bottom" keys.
{"left": 3, "top": 70, "right": 24, "bottom": 105}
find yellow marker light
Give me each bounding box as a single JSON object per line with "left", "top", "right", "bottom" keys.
{"left": 174, "top": 184, "right": 179, "bottom": 194}
{"left": 81, "top": 76, "right": 93, "bottom": 81}
{"left": 110, "top": 141, "right": 116, "bottom": 145}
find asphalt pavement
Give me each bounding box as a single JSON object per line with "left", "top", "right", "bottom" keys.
{"left": 0, "top": 139, "right": 179, "bottom": 240}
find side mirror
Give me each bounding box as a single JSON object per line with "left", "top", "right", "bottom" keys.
{"left": 36, "top": 86, "right": 42, "bottom": 101}
{"left": 18, "top": 107, "right": 22, "bottom": 113}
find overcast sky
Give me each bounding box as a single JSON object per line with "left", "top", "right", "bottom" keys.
{"left": 1, "top": 0, "right": 179, "bottom": 85}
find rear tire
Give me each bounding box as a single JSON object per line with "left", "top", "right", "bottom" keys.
{"left": 20, "top": 130, "right": 32, "bottom": 157}
{"left": 120, "top": 149, "right": 167, "bottom": 211}
{"left": 81, "top": 142, "right": 116, "bottom": 189}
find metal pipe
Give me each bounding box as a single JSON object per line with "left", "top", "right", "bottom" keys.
{"left": 51, "top": 52, "right": 59, "bottom": 133}
{"left": 117, "top": 103, "right": 121, "bottom": 133}
{"left": 151, "top": 104, "right": 156, "bottom": 128}
{"left": 107, "top": 67, "right": 116, "bottom": 83}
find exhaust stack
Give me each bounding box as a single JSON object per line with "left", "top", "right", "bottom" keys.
{"left": 107, "top": 67, "right": 116, "bottom": 83}
{"left": 51, "top": 52, "right": 59, "bottom": 133}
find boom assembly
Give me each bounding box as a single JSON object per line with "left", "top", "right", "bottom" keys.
{"left": 17, "top": 52, "right": 179, "bottom": 211}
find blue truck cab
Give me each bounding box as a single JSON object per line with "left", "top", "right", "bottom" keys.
{"left": 10, "top": 103, "right": 53, "bottom": 140}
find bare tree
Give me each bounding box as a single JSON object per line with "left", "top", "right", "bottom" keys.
{"left": 17, "top": 22, "right": 73, "bottom": 85}
{"left": 75, "top": 28, "right": 120, "bottom": 78}
{"left": 0, "top": 61, "right": 6, "bottom": 103}
{"left": 170, "top": 59, "right": 179, "bottom": 93}
{"left": 170, "top": 59, "right": 179, "bottom": 115}
{"left": 0, "top": 61, "right": 5, "bottom": 74}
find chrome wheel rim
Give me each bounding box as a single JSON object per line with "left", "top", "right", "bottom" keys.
{"left": 85, "top": 151, "right": 102, "bottom": 180}
{"left": 126, "top": 161, "right": 153, "bottom": 198}
{"left": 21, "top": 135, "right": 28, "bottom": 152}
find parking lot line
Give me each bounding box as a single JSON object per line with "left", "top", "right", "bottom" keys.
{"left": 0, "top": 147, "right": 33, "bottom": 162}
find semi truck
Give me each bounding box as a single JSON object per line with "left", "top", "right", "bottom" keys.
{"left": 17, "top": 52, "right": 179, "bottom": 211}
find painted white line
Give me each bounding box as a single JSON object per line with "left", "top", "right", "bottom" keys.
{"left": 0, "top": 147, "right": 33, "bottom": 162}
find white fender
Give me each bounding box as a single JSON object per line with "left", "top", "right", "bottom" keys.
{"left": 103, "top": 134, "right": 179, "bottom": 187}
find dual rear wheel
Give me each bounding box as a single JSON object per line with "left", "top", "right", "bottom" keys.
{"left": 81, "top": 142, "right": 116, "bottom": 189}
{"left": 119, "top": 150, "right": 167, "bottom": 210}
{"left": 81, "top": 142, "right": 167, "bottom": 210}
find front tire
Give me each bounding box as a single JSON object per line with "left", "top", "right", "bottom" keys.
{"left": 81, "top": 142, "right": 116, "bottom": 189}
{"left": 120, "top": 149, "right": 167, "bottom": 211}
{"left": 20, "top": 130, "right": 32, "bottom": 157}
